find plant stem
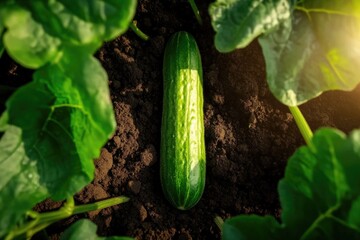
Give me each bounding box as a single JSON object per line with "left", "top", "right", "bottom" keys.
{"left": 130, "top": 22, "right": 149, "bottom": 41}
{"left": 288, "top": 106, "right": 313, "bottom": 146}
{"left": 300, "top": 203, "right": 340, "bottom": 240}
{"left": 73, "top": 196, "right": 129, "bottom": 214}
{"left": 35, "top": 197, "right": 75, "bottom": 224}
{"left": 6, "top": 196, "right": 129, "bottom": 240}
{"left": 6, "top": 198, "right": 74, "bottom": 240}
{"left": 188, "top": 0, "right": 202, "bottom": 25}
{"left": 214, "top": 215, "right": 224, "bottom": 231}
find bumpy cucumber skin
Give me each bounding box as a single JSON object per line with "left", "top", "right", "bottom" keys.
{"left": 161, "top": 31, "right": 205, "bottom": 210}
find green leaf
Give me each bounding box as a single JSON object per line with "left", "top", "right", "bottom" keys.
{"left": 348, "top": 197, "right": 360, "bottom": 228}
{"left": 281, "top": 128, "right": 360, "bottom": 239}
{"left": 209, "top": 0, "right": 360, "bottom": 106}
{"left": 0, "top": 125, "right": 48, "bottom": 238}
{"left": 299, "top": 217, "right": 360, "bottom": 240}
{"left": 60, "top": 219, "right": 134, "bottom": 240}
{"left": 259, "top": 1, "right": 360, "bottom": 106}
{"left": 0, "top": 111, "right": 8, "bottom": 132}
{"left": 222, "top": 215, "right": 283, "bottom": 240}
{"left": 221, "top": 128, "right": 360, "bottom": 239}
{"left": 209, "top": 0, "right": 293, "bottom": 53}
{"left": 0, "top": 50, "right": 116, "bottom": 236}
{"left": 0, "top": 0, "right": 137, "bottom": 68}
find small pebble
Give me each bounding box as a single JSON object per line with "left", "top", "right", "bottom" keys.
{"left": 139, "top": 204, "right": 148, "bottom": 222}
{"left": 141, "top": 145, "right": 157, "bottom": 166}
{"left": 128, "top": 180, "right": 141, "bottom": 194}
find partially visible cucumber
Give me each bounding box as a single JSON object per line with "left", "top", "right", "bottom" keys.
{"left": 161, "top": 31, "right": 206, "bottom": 210}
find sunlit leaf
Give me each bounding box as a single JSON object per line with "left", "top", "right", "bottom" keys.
{"left": 209, "top": 0, "right": 360, "bottom": 105}
{"left": 259, "top": 0, "right": 360, "bottom": 105}
{"left": 209, "top": 0, "right": 292, "bottom": 52}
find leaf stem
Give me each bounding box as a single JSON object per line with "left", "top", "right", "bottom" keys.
{"left": 300, "top": 204, "right": 340, "bottom": 240}
{"left": 130, "top": 21, "right": 149, "bottom": 41}
{"left": 214, "top": 215, "right": 224, "bottom": 231}
{"left": 295, "top": 6, "right": 351, "bottom": 16}
{"left": 329, "top": 215, "right": 360, "bottom": 233}
{"left": 5, "top": 217, "right": 40, "bottom": 240}
{"left": 35, "top": 197, "right": 75, "bottom": 224}
{"left": 73, "top": 196, "right": 129, "bottom": 214}
{"left": 288, "top": 106, "right": 313, "bottom": 146}
{"left": 5, "top": 196, "right": 129, "bottom": 240}
{"left": 188, "top": 0, "right": 202, "bottom": 25}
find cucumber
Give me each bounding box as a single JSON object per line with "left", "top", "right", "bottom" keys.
{"left": 160, "top": 31, "right": 206, "bottom": 210}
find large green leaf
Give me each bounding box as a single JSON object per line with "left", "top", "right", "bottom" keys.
{"left": 209, "top": 0, "right": 360, "bottom": 106}
{"left": 209, "top": 0, "right": 292, "bottom": 53}
{"left": 221, "top": 128, "right": 360, "bottom": 239}
{"left": 259, "top": 0, "right": 360, "bottom": 106}
{"left": 61, "top": 219, "right": 133, "bottom": 240}
{"left": 0, "top": 50, "right": 116, "bottom": 236}
{"left": 0, "top": 0, "right": 136, "bottom": 68}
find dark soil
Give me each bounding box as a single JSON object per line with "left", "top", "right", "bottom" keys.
{"left": 2, "top": 0, "right": 360, "bottom": 239}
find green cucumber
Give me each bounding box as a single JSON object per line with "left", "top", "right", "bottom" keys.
{"left": 161, "top": 31, "right": 206, "bottom": 210}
